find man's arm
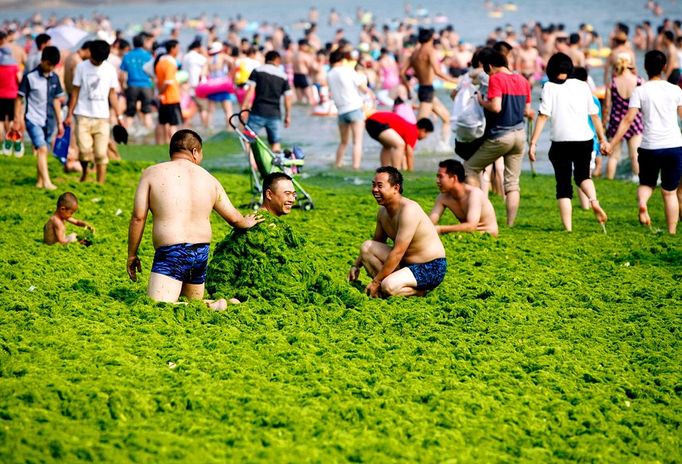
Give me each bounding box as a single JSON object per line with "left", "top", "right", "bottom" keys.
{"left": 399, "top": 57, "right": 413, "bottom": 98}
{"left": 241, "top": 85, "right": 255, "bottom": 111}
{"left": 438, "top": 191, "right": 482, "bottom": 234}
{"left": 429, "top": 195, "right": 446, "bottom": 225}
{"left": 283, "top": 93, "right": 292, "bottom": 128}
{"left": 430, "top": 50, "right": 456, "bottom": 83}
{"left": 127, "top": 173, "right": 150, "bottom": 281}
{"left": 349, "top": 213, "right": 387, "bottom": 280}
{"left": 213, "top": 180, "right": 262, "bottom": 228}
{"left": 367, "top": 205, "right": 419, "bottom": 292}
{"left": 405, "top": 144, "right": 415, "bottom": 172}
{"left": 109, "top": 88, "right": 123, "bottom": 124}
{"left": 480, "top": 95, "right": 501, "bottom": 113}
{"left": 12, "top": 97, "right": 23, "bottom": 131}
{"left": 64, "top": 86, "right": 80, "bottom": 126}
{"left": 52, "top": 98, "right": 64, "bottom": 138}
{"left": 52, "top": 219, "right": 76, "bottom": 245}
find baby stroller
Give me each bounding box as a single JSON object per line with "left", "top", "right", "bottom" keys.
{"left": 229, "top": 110, "right": 314, "bottom": 211}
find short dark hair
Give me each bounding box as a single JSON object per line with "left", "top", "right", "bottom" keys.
{"left": 483, "top": 51, "right": 508, "bottom": 73}
{"left": 439, "top": 159, "right": 465, "bottom": 182}
{"left": 132, "top": 33, "right": 144, "bottom": 48}
{"left": 329, "top": 48, "right": 345, "bottom": 65}
{"left": 492, "top": 41, "right": 512, "bottom": 55}
{"left": 0, "top": 31, "right": 7, "bottom": 41}
{"left": 375, "top": 166, "right": 404, "bottom": 194}
{"left": 572, "top": 66, "right": 589, "bottom": 82}
{"left": 262, "top": 172, "right": 293, "bottom": 201}
{"left": 644, "top": 50, "right": 666, "bottom": 78}
{"left": 663, "top": 30, "right": 674, "bottom": 42}
{"left": 117, "top": 39, "right": 130, "bottom": 51}
{"left": 89, "top": 40, "right": 110, "bottom": 63}
{"left": 265, "top": 50, "right": 280, "bottom": 63}
{"left": 569, "top": 33, "right": 580, "bottom": 45}
{"left": 418, "top": 28, "right": 434, "bottom": 44}
{"left": 169, "top": 129, "right": 202, "bottom": 157}
{"left": 188, "top": 39, "right": 202, "bottom": 51}
{"left": 80, "top": 40, "right": 92, "bottom": 51}
{"left": 416, "top": 118, "right": 434, "bottom": 133}
{"left": 165, "top": 39, "right": 179, "bottom": 52}
{"left": 546, "top": 52, "right": 573, "bottom": 83}
{"left": 472, "top": 46, "right": 495, "bottom": 69}
{"left": 41, "top": 46, "right": 60, "bottom": 66}
{"left": 57, "top": 192, "right": 78, "bottom": 209}
{"left": 35, "top": 33, "right": 51, "bottom": 49}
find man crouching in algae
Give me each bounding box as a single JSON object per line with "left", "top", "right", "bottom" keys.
{"left": 348, "top": 166, "right": 447, "bottom": 298}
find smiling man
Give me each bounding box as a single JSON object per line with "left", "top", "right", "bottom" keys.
{"left": 348, "top": 166, "right": 447, "bottom": 298}
{"left": 262, "top": 172, "right": 296, "bottom": 216}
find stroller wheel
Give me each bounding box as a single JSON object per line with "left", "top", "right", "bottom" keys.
{"left": 301, "top": 200, "right": 314, "bottom": 211}
{"left": 250, "top": 201, "right": 262, "bottom": 211}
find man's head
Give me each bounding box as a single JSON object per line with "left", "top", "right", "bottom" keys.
{"left": 483, "top": 51, "right": 508, "bottom": 74}
{"left": 492, "top": 41, "right": 512, "bottom": 57}
{"left": 662, "top": 30, "right": 675, "bottom": 45}
{"left": 644, "top": 50, "right": 666, "bottom": 78}
{"left": 436, "top": 159, "right": 465, "bottom": 192}
{"left": 89, "top": 40, "right": 110, "bottom": 65}
{"left": 418, "top": 28, "right": 434, "bottom": 44}
{"left": 546, "top": 52, "right": 573, "bottom": 83}
{"left": 166, "top": 40, "right": 180, "bottom": 57}
{"left": 35, "top": 33, "right": 51, "bottom": 50}
{"left": 262, "top": 172, "right": 295, "bottom": 216}
{"left": 265, "top": 50, "right": 281, "bottom": 64}
{"left": 329, "top": 48, "right": 345, "bottom": 65}
{"left": 416, "top": 118, "right": 434, "bottom": 140}
{"left": 372, "top": 166, "right": 403, "bottom": 205}
{"left": 56, "top": 192, "right": 78, "bottom": 219}
{"left": 39, "top": 46, "right": 60, "bottom": 73}
{"left": 169, "top": 129, "right": 203, "bottom": 163}
{"left": 78, "top": 40, "right": 92, "bottom": 59}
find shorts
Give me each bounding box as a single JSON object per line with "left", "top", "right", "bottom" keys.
{"left": 365, "top": 118, "right": 390, "bottom": 141}
{"left": 0, "top": 98, "right": 15, "bottom": 121}
{"left": 76, "top": 116, "right": 109, "bottom": 165}
{"left": 638, "top": 146, "right": 682, "bottom": 191}
{"left": 25, "top": 118, "right": 55, "bottom": 149}
{"left": 207, "top": 92, "right": 236, "bottom": 103}
{"left": 464, "top": 129, "right": 526, "bottom": 194}
{"left": 337, "top": 108, "right": 364, "bottom": 125}
{"left": 151, "top": 243, "right": 210, "bottom": 285}
{"left": 406, "top": 258, "right": 447, "bottom": 291}
{"left": 124, "top": 86, "right": 153, "bottom": 117}
{"left": 247, "top": 113, "right": 282, "bottom": 145}
{"left": 158, "top": 103, "right": 182, "bottom": 126}
{"left": 548, "top": 140, "right": 593, "bottom": 199}
{"left": 417, "top": 85, "right": 435, "bottom": 103}
{"left": 293, "top": 73, "right": 311, "bottom": 89}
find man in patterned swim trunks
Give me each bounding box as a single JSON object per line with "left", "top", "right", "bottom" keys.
{"left": 127, "top": 129, "right": 262, "bottom": 308}
{"left": 348, "top": 166, "right": 447, "bottom": 298}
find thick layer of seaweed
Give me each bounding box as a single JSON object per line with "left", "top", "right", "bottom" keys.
{"left": 207, "top": 212, "right": 363, "bottom": 307}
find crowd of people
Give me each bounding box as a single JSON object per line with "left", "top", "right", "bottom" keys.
{"left": 0, "top": 5, "right": 681, "bottom": 303}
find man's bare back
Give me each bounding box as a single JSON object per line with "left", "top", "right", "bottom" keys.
{"left": 377, "top": 198, "right": 446, "bottom": 264}
{"left": 141, "top": 160, "right": 226, "bottom": 247}
{"left": 409, "top": 43, "right": 437, "bottom": 85}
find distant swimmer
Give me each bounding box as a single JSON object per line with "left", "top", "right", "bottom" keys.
{"left": 401, "top": 28, "right": 458, "bottom": 147}
{"left": 429, "top": 159, "right": 499, "bottom": 236}
{"left": 348, "top": 166, "right": 447, "bottom": 298}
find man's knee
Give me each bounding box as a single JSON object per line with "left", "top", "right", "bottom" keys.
{"left": 380, "top": 275, "right": 401, "bottom": 296}
{"left": 360, "top": 240, "right": 375, "bottom": 259}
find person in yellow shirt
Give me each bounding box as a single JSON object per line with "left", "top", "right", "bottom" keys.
{"left": 155, "top": 40, "right": 181, "bottom": 144}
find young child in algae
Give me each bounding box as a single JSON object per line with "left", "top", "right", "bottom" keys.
{"left": 43, "top": 192, "right": 94, "bottom": 245}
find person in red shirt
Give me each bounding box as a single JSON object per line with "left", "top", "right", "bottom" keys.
{"left": 0, "top": 30, "right": 20, "bottom": 155}
{"left": 365, "top": 111, "right": 434, "bottom": 170}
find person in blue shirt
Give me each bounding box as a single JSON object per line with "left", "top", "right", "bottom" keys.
{"left": 120, "top": 32, "right": 154, "bottom": 131}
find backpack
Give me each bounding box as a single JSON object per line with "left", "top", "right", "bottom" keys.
{"left": 451, "top": 74, "right": 486, "bottom": 142}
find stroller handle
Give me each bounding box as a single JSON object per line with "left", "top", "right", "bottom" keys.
{"left": 228, "top": 109, "right": 251, "bottom": 130}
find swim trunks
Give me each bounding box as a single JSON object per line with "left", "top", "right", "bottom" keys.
{"left": 365, "top": 118, "right": 390, "bottom": 140}
{"left": 293, "top": 73, "right": 311, "bottom": 89}
{"left": 417, "top": 84, "right": 435, "bottom": 103}
{"left": 151, "top": 243, "right": 210, "bottom": 284}
{"left": 406, "top": 257, "right": 447, "bottom": 291}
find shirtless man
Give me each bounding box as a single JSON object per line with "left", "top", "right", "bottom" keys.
{"left": 429, "top": 159, "right": 499, "bottom": 236}
{"left": 605, "top": 31, "right": 636, "bottom": 85}
{"left": 516, "top": 36, "right": 542, "bottom": 85}
{"left": 661, "top": 31, "right": 680, "bottom": 84}
{"left": 262, "top": 172, "right": 296, "bottom": 217}
{"left": 348, "top": 166, "right": 447, "bottom": 298}
{"left": 401, "top": 28, "right": 457, "bottom": 145}
{"left": 293, "top": 40, "right": 316, "bottom": 105}
{"left": 127, "top": 129, "right": 262, "bottom": 306}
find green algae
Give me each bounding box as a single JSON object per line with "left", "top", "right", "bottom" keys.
{"left": 0, "top": 148, "right": 680, "bottom": 463}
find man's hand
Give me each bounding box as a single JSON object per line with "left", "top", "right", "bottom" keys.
{"left": 348, "top": 265, "right": 360, "bottom": 282}
{"left": 241, "top": 213, "right": 265, "bottom": 228}
{"left": 600, "top": 140, "right": 611, "bottom": 156}
{"left": 56, "top": 122, "right": 64, "bottom": 138}
{"left": 528, "top": 142, "right": 537, "bottom": 162}
{"left": 127, "top": 256, "right": 142, "bottom": 282}
{"left": 11, "top": 119, "right": 22, "bottom": 132}
{"left": 365, "top": 280, "right": 381, "bottom": 298}
{"left": 63, "top": 115, "right": 72, "bottom": 127}
{"left": 435, "top": 225, "right": 444, "bottom": 235}
{"left": 84, "top": 223, "right": 95, "bottom": 232}
{"left": 284, "top": 114, "right": 291, "bottom": 128}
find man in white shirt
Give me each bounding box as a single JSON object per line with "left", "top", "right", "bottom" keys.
{"left": 181, "top": 39, "right": 209, "bottom": 128}
{"left": 65, "top": 40, "right": 122, "bottom": 184}
{"left": 609, "top": 50, "right": 682, "bottom": 234}
{"left": 327, "top": 49, "right": 371, "bottom": 170}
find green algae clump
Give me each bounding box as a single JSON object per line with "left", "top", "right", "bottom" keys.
{"left": 206, "top": 212, "right": 323, "bottom": 303}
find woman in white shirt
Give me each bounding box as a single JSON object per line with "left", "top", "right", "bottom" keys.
{"left": 528, "top": 53, "right": 609, "bottom": 232}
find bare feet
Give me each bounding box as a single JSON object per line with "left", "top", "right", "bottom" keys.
{"left": 590, "top": 199, "right": 608, "bottom": 224}
{"left": 638, "top": 205, "right": 651, "bottom": 228}
{"left": 207, "top": 298, "right": 240, "bottom": 311}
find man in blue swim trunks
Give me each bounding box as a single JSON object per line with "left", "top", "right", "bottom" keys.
{"left": 348, "top": 166, "right": 447, "bottom": 297}
{"left": 127, "top": 129, "right": 262, "bottom": 308}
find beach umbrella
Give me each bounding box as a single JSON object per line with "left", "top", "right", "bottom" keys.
{"left": 46, "top": 25, "right": 89, "bottom": 51}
